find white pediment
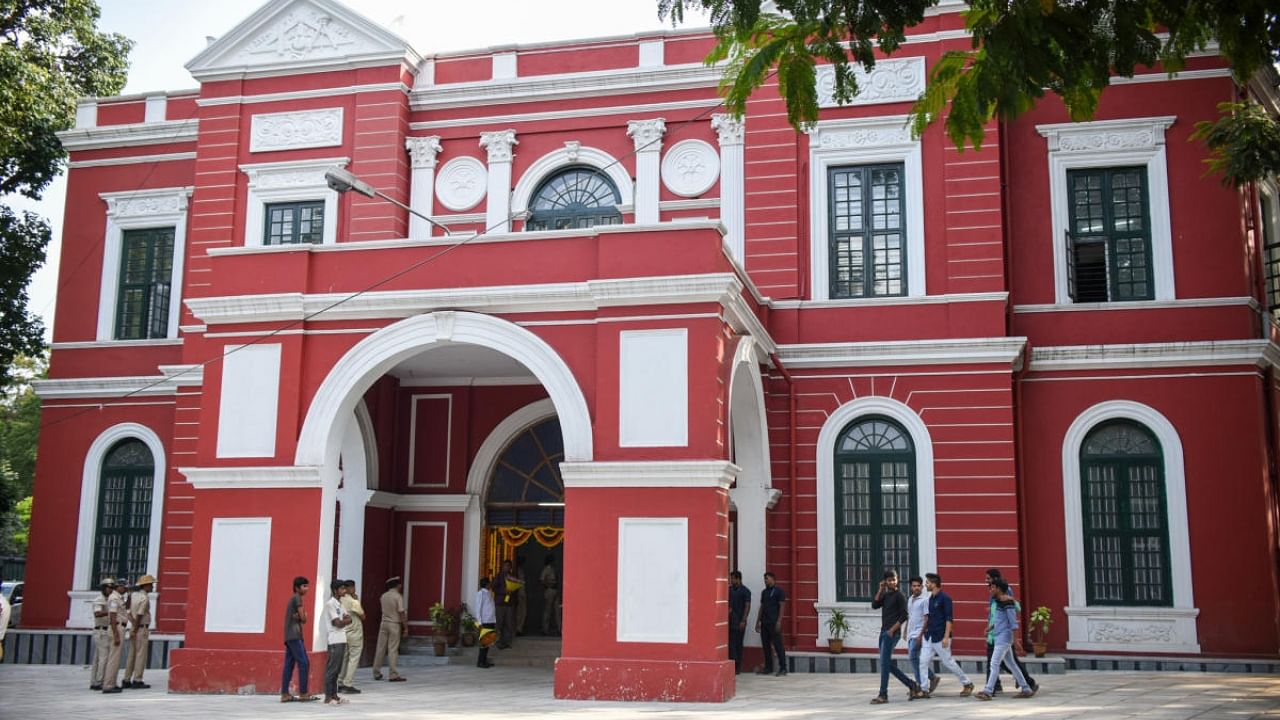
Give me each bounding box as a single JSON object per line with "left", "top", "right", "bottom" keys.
{"left": 186, "top": 0, "right": 419, "bottom": 81}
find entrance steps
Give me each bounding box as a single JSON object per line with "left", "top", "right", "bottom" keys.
{"left": 783, "top": 650, "right": 1066, "bottom": 676}
{"left": 397, "top": 635, "right": 561, "bottom": 668}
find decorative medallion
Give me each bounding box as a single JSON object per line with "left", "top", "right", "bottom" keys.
{"left": 816, "top": 57, "right": 926, "bottom": 108}
{"left": 435, "top": 156, "right": 488, "bottom": 211}
{"left": 661, "top": 139, "right": 720, "bottom": 198}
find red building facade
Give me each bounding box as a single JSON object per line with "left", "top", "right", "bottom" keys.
{"left": 25, "top": 0, "right": 1280, "bottom": 701}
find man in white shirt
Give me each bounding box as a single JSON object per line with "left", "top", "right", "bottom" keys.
{"left": 905, "top": 575, "right": 937, "bottom": 693}
{"left": 474, "top": 577, "right": 497, "bottom": 668}
{"left": 323, "top": 580, "right": 352, "bottom": 705}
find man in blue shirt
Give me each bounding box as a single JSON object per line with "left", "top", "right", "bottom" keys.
{"left": 984, "top": 568, "right": 1038, "bottom": 694}
{"left": 727, "top": 571, "right": 752, "bottom": 675}
{"left": 976, "top": 579, "right": 1034, "bottom": 700}
{"left": 755, "top": 571, "right": 787, "bottom": 677}
{"left": 916, "top": 573, "right": 974, "bottom": 697}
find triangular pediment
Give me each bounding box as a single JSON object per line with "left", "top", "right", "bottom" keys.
{"left": 186, "top": 0, "right": 419, "bottom": 81}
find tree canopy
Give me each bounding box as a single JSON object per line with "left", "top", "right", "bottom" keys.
{"left": 0, "top": 0, "right": 132, "bottom": 386}
{"left": 660, "top": 0, "right": 1280, "bottom": 185}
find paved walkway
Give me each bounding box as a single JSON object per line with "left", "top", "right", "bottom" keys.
{"left": 1, "top": 664, "right": 1277, "bottom": 719}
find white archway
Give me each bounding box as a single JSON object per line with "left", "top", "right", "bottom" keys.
{"left": 510, "top": 144, "right": 634, "bottom": 216}
{"left": 814, "top": 396, "right": 937, "bottom": 648}
{"left": 726, "top": 338, "right": 774, "bottom": 647}
{"left": 1061, "top": 399, "right": 1199, "bottom": 653}
{"left": 461, "top": 397, "right": 558, "bottom": 599}
{"left": 68, "top": 422, "right": 166, "bottom": 628}
{"left": 296, "top": 311, "right": 591, "bottom": 648}
{"left": 335, "top": 400, "right": 377, "bottom": 585}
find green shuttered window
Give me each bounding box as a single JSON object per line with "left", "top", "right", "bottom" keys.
{"left": 1066, "top": 167, "right": 1154, "bottom": 302}
{"left": 828, "top": 164, "right": 906, "bottom": 299}
{"left": 834, "top": 417, "right": 917, "bottom": 601}
{"left": 264, "top": 200, "right": 325, "bottom": 245}
{"left": 92, "top": 439, "right": 154, "bottom": 586}
{"left": 1080, "top": 421, "right": 1173, "bottom": 607}
{"left": 115, "top": 227, "right": 174, "bottom": 340}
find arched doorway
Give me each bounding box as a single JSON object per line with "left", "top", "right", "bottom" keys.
{"left": 483, "top": 416, "right": 565, "bottom": 636}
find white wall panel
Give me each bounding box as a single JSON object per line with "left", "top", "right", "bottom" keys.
{"left": 618, "top": 329, "right": 687, "bottom": 447}
{"left": 616, "top": 517, "right": 688, "bottom": 643}
{"left": 216, "top": 343, "right": 282, "bottom": 458}
{"left": 204, "top": 517, "right": 271, "bottom": 633}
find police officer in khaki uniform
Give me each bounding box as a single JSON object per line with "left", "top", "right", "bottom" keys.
{"left": 371, "top": 577, "right": 407, "bottom": 682}
{"left": 122, "top": 574, "right": 155, "bottom": 689}
{"left": 102, "top": 580, "right": 128, "bottom": 693}
{"left": 89, "top": 578, "right": 114, "bottom": 690}
{"left": 338, "top": 579, "right": 365, "bottom": 693}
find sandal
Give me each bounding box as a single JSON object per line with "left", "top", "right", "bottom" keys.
{"left": 870, "top": 696, "right": 888, "bottom": 704}
{"left": 280, "top": 695, "right": 296, "bottom": 703}
{"left": 975, "top": 691, "right": 993, "bottom": 701}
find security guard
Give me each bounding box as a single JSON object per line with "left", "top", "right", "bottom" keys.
{"left": 102, "top": 580, "right": 127, "bottom": 693}
{"left": 123, "top": 574, "right": 155, "bottom": 689}
{"left": 338, "top": 579, "right": 365, "bottom": 694}
{"left": 90, "top": 578, "right": 115, "bottom": 691}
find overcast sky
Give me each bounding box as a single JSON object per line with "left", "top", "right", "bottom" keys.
{"left": 19, "top": 0, "right": 704, "bottom": 340}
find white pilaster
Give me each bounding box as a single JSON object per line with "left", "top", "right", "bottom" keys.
{"left": 627, "top": 118, "right": 666, "bottom": 224}
{"left": 729, "top": 484, "right": 778, "bottom": 647}
{"left": 480, "top": 129, "right": 518, "bottom": 233}
{"left": 712, "top": 114, "right": 745, "bottom": 262}
{"left": 405, "top": 136, "right": 443, "bottom": 239}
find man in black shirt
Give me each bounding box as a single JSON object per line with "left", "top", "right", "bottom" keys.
{"left": 727, "top": 570, "right": 752, "bottom": 674}
{"left": 755, "top": 571, "right": 787, "bottom": 677}
{"left": 870, "top": 570, "right": 921, "bottom": 703}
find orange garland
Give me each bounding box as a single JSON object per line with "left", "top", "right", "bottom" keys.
{"left": 482, "top": 525, "right": 565, "bottom": 581}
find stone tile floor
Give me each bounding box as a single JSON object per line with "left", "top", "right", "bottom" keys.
{"left": 1, "top": 664, "right": 1277, "bottom": 719}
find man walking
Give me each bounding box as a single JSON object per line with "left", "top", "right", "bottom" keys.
{"left": 514, "top": 556, "right": 529, "bottom": 637}
{"left": 727, "top": 570, "right": 751, "bottom": 675}
{"left": 494, "top": 560, "right": 518, "bottom": 649}
{"left": 976, "top": 579, "right": 1035, "bottom": 701}
{"left": 372, "top": 577, "right": 407, "bottom": 682}
{"left": 323, "top": 580, "right": 352, "bottom": 705}
{"left": 338, "top": 579, "right": 366, "bottom": 694}
{"left": 869, "top": 570, "right": 920, "bottom": 703}
{"left": 280, "top": 576, "right": 315, "bottom": 703}
{"left": 474, "top": 577, "right": 496, "bottom": 668}
{"left": 755, "top": 571, "right": 787, "bottom": 677}
{"left": 917, "top": 573, "right": 974, "bottom": 697}
{"left": 906, "top": 575, "right": 938, "bottom": 694}
{"left": 122, "top": 574, "right": 155, "bottom": 689}
{"left": 540, "top": 556, "right": 559, "bottom": 635}
{"left": 89, "top": 577, "right": 114, "bottom": 690}
{"left": 101, "top": 579, "right": 127, "bottom": 694}
{"left": 984, "top": 568, "right": 1037, "bottom": 695}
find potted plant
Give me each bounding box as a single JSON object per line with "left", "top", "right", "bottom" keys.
{"left": 429, "top": 602, "right": 454, "bottom": 656}
{"left": 459, "top": 608, "right": 479, "bottom": 647}
{"left": 825, "top": 608, "right": 850, "bottom": 654}
{"left": 1029, "top": 606, "right": 1053, "bottom": 658}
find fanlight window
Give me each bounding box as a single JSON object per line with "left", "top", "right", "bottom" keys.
{"left": 486, "top": 418, "right": 565, "bottom": 527}
{"left": 525, "top": 167, "right": 622, "bottom": 231}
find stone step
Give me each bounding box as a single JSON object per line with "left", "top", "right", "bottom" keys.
{"left": 783, "top": 651, "right": 1067, "bottom": 676}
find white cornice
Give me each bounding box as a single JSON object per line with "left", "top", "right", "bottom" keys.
{"left": 33, "top": 374, "right": 188, "bottom": 399}
{"left": 771, "top": 291, "right": 1007, "bottom": 310}
{"left": 1029, "top": 339, "right": 1280, "bottom": 371}
{"left": 1013, "top": 296, "right": 1256, "bottom": 313}
{"left": 158, "top": 364, "right": 205, "bottom": 387}
{"left": 180, "top": 465, "right": 322, "bottom": 490}
{"left": 366, "top": 491, "right": 472, "bottom": 511}
{"left": 68, "top": 151, "right": 197, "bottom": 169}
{"left": 560, "top": 460, "right": 739, "bottom": 489}
{"left": 777, "top": 337, "right": 1028, "bottom": 369}
{"left": 411, "top": 62, "right": 722, "bottom": 110}
{"left": 197, "top": 81, "right": 411, "bottom": 107}
{"left": 409, "top": 98, "right": 721, "bottom": 131}
{"left": 58, "top": 119, "right": 198, "bottom": 152}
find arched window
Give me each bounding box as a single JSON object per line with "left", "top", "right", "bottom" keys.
{"left": 92, "top": 439, "right": 155, "bottom": 585}
{"left": 525, "top": 167, "right": 622, "bottom": 231}
{"left": 1080, "top": 420, "right": 1172, "bottom": 606}
{"left": 485, "top": 418, "right": 564, "bottom": 527}
{"left": 834, "top": 416, "right": 917, "bottom": 601}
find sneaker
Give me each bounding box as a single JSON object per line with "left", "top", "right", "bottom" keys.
{"left": 929, "top": 676, "right": 940, "bottom": 693}
{"left": 961, "top": 683, "right": 975, "bottom": 697}
{"left": 131, "top": 682, "right": 151, "bottom": 689}
{"left": 775, "top": 669, "right": 788, "bottom": 677}
{"left": 102, "top": 687, "right": 123, "bottom": 694}
{"left": 339, "top": 686, "right": 362, "bottom": 694}
{"left": 870, "top": 696, "right": 888, "bottom": 704}
{"left": 975, "top": 691, "right": 993, "bottom": 701}
{"left": 372, "top": 673, "right": 384, "bottom": 681}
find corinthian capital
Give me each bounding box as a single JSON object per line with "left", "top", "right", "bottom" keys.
{"left": 405, "top": 136, "right": 443, "bottom": 169}
{"left": 711, "top": 113, "right": 745, "bottom": 147}
{"left": 479, "top": 129, "right": 519, "bottom": 163}
{"left": 627, "top": 118, "right": 667, "bottom": 152}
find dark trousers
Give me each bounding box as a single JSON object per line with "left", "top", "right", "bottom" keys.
{"left": 325, "top": 643, "right": 345, "bottom": 698}
{"left": 496, "top": 605, "right": 517, "bottom": 647}
{"left": 281, "top": 639, "right": 309, "bottom": 696}
{"left": 478, "top": 622, "right": 495, "bottom": 666}
{"left": 985, "top": 641, "right": 1037, "bottom": 690}
{"left": 760, "top": 620, "right": 786, "bottom": 672}
{"left": 728, "top": 616, "right": 745, "bottom": 672}
{"left": 877, "top": 629, "right": 916, "bottom": 697}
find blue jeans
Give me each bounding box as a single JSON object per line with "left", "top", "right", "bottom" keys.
{"left": 877, "top": 629, "right": 916, "bottom": 697}
{"left": 907, "top": 636, "right": 936, "bottom": 687}
{"left": 984, "top": 640, "right": 1030, "bottom": 694}
{"left": 281, "top": 639, "right": 309, "bottom": 696}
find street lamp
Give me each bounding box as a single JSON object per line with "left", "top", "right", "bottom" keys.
{"left": 325, "top": 167, "right": 454, "bottom": 236}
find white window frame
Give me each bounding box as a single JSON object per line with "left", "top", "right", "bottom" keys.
{"left": 240, "top": 157, "right": 347, "bottom": 248}
{"left": 1258, "top": 179, "right": 1280, "bottom": 317}
{"left": 96, "top": 187, "right": 192, "bottom": 342}
{"left": 1061, "top": 400, "right": 1199, "bottom": 653}
{"left": 510, "top": 144, "right": 635, "bottom": 220}
{"left": 814, "top": 395, "right": 936, "bottom": 649}
{"left": 808, "top": 115, "right": 925, "bottom": 302}
{"left": 1038, "top": 116, "right": 1177, "bottom": 305}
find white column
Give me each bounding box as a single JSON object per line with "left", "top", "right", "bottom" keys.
{"left": 712, "top": 113, "right": 746, "bottom": 262}
{"left": 405, "top": 136, "right": 442, "bottom": 239}
{"left": 627, "top": 118, "right": 666, "bottom": 224}
{"left": 461, "top": 494, "right": 482, "bottom": 603}
{"left": 480, "top": 129, "right": 518, "bottom": 233}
